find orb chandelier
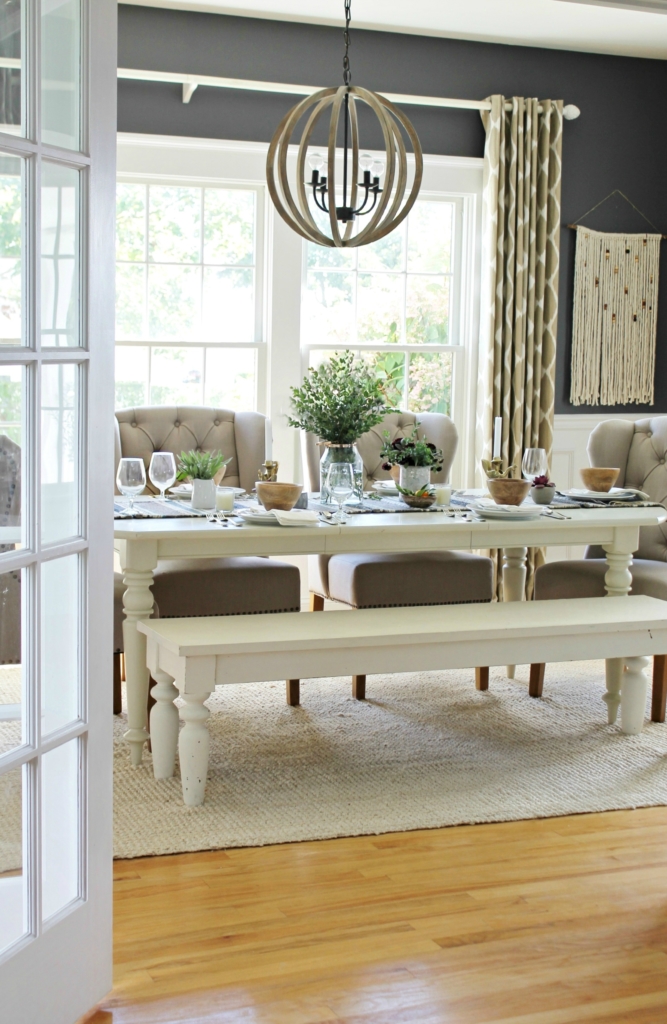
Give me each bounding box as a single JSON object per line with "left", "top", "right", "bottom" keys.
{"left": 266, "top": 0, "right": 423, "bottom": 249}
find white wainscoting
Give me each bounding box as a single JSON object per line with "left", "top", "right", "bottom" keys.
{"left": 550, "top": 412, "right": 644, "bottom": 562}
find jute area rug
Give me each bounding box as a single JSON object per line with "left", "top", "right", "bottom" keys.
{"left": 112, "top": 661, "right": 667, "bottom": 860}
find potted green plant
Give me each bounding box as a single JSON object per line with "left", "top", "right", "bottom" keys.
{"left": 288, "top": 350, "right": 391, "bottom": 502}
{"left": 380, "top": 426, "right": 444, "bottom": 493}
{"left": 177, "top": 450, "right": 231, "bottom": 510}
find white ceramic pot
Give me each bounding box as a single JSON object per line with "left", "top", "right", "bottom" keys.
{"left": 191, "top": 478, "right": 217, "bottom": 510}
{"left": 399, "top": 465, "right": 431, "bottom": 492}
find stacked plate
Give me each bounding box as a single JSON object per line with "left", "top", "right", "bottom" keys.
{"left": 237, "top": 508, "right": 283, "bottom": 526}
{"left": 168, "top": 483, "right": 246, "bottom": 498}
{"left": 565, "top": 487, "right": 645, "bottom": 502}
{"left": 372, "top": 480, "right": 399, "bottom": 496}
{"left": 471, "top": 500, "right": 544, "bottom": 522}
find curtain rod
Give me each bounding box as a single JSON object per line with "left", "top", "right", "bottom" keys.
{"left": 116, "top": 67, "right": 581, "bottom": 119}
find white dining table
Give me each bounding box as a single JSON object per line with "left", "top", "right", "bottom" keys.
{"left": 114, "top": 504, "right": 667, "bottom": 766}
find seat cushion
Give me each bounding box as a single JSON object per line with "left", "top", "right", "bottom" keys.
{"left": 113, "top": 557, "right": 301, "bottom": 652}
{"left": 326, "top": 551, "right": 495, "bottom": 609}
{"left": 535, "top": 558, "right": 667, "bottom": 602}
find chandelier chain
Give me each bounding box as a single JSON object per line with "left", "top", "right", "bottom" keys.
{"left": 343, "top": 0, "right": 352, "bottom": 86}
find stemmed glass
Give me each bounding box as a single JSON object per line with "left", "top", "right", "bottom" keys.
{"left": 116, "top": 458, "right": 146, "bottom": 510}
{"left": 522, "top": 448, "right": 548, "bottom": 481}
{"left": 327, "top": 463, "right": 354, "bottom": 523}
{"left": 149, "top": 451, "right": 177, "bottom": 501}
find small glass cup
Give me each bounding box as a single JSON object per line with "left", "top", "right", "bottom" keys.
{"left": 116, "top": 458, "right": 146, "bottom": 509}
{"left": 326, "top": 463, "right": 354, "bottom": 522}
{"left": 522, "top": 448, "right": 548, "bottom": 481}
{"left": 216, "top": 486, "right": 235, "bottom": 512}
{"left": 434, "top": 484, "right": 451, "bottom": 507}
{"left": 149, "top": 451, "right": 177, "bottom": 501}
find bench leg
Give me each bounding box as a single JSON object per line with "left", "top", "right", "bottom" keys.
{"left": 310, "top": 593, "right": 325, "bottom": 612}
{"left": 621, "top": 656, "right": 649, "bottom": 736}
{"left": 113, "top": 652, "right": 123, "bottom": 715}
{"left": 604, "top": 658, "right": 623, "bottom": 725}
{"left": 286, "top": 679, "right": 300, "bottom": 706}
{"left": 352, "top": 675, "right": 366, "bottom": 700}
{"left": 179, "top": 691, "right": 212, "bottom": 806}
{"left": 475, "top": 667, "right": 489, "bottom": 692}
{"left": 652, "top": 654, "right": 667, "bottom": 723}
{"left": 502, "top": 546, "right": 527, "bottom": 679}
{"left": 529, "top": 663, "right": 545, "bottom": 698}
{"left": 150, "top": 668, "right": 179, "bottom": 779}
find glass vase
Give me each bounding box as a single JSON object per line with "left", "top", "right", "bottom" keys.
{"left": 319, "top": 444, "right": 364, "bottom": 504}
{"left": 399, "top": 465, "right": 431, "bottom": 492}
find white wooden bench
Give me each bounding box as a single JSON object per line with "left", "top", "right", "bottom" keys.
{"left": 138, "top": 596, "right": 667, "bottom": 805}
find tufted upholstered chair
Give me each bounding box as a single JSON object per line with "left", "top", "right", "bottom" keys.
{"left": 530, "top": 417, "right": 667, "bottom": 722}
{"left": 113, "top": 406, "right": 301, "bottom": 713}
{"left": 0, "top": 434, "right": 21, "bottom": 666}
{"left": 302, "top": 412, "right": 495, "bottom": 700}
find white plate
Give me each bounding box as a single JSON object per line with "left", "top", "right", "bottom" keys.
{"left": 566, "top": 487, "right": 639, "bottom": 501}
{"left": 372, "top": 481, "right": 399, "bottom": 496}
{"left": 168, "top": 484, "right": 245, "bottom": 497}
{"left": 472, "top": 502, "right": 544, "bottom": 521}
{"left": 237, "top": 510, "right": 283, "bottom": 526}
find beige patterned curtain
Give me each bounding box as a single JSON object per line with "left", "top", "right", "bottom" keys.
{"left": 475, "top": 95, "right": 563, "bottom": 597}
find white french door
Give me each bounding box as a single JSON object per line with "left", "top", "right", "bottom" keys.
{"left": 0, "top": 1, "right": 116, "bottom": 1022}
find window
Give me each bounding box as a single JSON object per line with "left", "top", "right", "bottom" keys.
{"left": 302, "top": 196, "right": 465, "bottom": 417}
{"left": 114, "top": 182, "right": 262, "bottom": 411}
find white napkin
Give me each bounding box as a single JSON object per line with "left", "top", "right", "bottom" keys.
{"left": 270, "top": 509, "right": 320, "bottom": 527}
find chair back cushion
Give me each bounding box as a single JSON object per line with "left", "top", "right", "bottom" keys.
{"left": 303, "top": 412, "right": 458, "bottom": 491}
{"left": 115, "top": 406, "right": 265, "bottom": 494}
{"left": 588, "top": 416, "right": 667, "bottom": 561}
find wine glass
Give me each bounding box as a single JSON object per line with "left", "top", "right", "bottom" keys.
{"left": 149, "top": 451, "right": 177, "bottom": 501}
{"left": 522, "top": 448, "right": 548, "bottom": 481}
{"left": 116, "top": 458, "right": 146, "bottom": 510}
{"left": 327, "top": 463, "right": 354, "bottom": 522}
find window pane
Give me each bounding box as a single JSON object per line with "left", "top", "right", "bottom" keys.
{"left": 149, "top": 186, "right": 200, "bottom": 264}
{"left": 0, "top": 569, "right": 22, "bottom": 755}
{"left": 41, "top": 363, "right": 78, "bottom": 544}
{"left": 407, "top": 201, "right": 452, "bottom": 274}
{"left": 116, "top": 184, "right": 146, "bottom": 262}
{"left": 0, "top": 1, "right": 22, "bottom": 137}
{"left": 42, "top": 738, "right": 80, "bottom": 921}
{"left": 406, "top": 275, "right": 450, "bottom": 344}
{"left": 357, "top": 273, "right": 402, "bottom": 344}
{"left": 307, "top": 240, "right": 355, "bottom": 270}
{"left": 0, "top": 155, "right": 22, "bottom": 345}
{"left": 42, "top": 554, "right": 78, "bottom": 736}
{"left": 304, "top": 271, "right": 353, "bottom": 344}
{"left": 115, "top": 346, "right": 148, "bottom": 410}
{"left": 115, "top": 263, "right": 146, "bottom": 341}
{"left": 41, "top": 0, "right": 80, "bottom": 151}
{"left": 408, "top": 351, "right": 452, "bottom": 415}
{"left": 0, "top": 364, "right": 23, "bottom": 552}
{"left": 205, "top": 348, "right": 256, "bottom": 411}
{"left": 148, "top": 264, "right": 200, "bottom": 341}
{"left": 0, "top": 766, "right": 25, "bottom": 954}
{"left": 41, "top": 163, "right": 79, "bottom": 347}
{"left": 202, "top": 267, "right": 253, "bottom": 343}
{"left": 360, "top": 350, "right": 405, "bottom": 409}
{"left": 358, "top": 223, "right": 405, "bottom": 272}
{"left": 150, "top": 346, "right": 203, "bottom": 405}
{"left": 204, "top": 188, "right": 255, "bottom": 266}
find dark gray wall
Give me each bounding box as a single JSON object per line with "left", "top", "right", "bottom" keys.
{"left": 118, "top": 4, "right": 667, "bottom": 415}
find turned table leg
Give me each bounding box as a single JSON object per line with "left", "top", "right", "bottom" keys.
{"left": 150, "top": 668, "right": 179, "bottom": 779}
{"left": 122, "top": 566, "right": 156, "bottom": 766}
{"left": 502, "top": 547, "right": 527, "bottom": 679}
{"left": 179, "top": 691, "right": 212, "bottom": 806}
{"left": 603, "top": 536, "right": 645, "bottom": 735}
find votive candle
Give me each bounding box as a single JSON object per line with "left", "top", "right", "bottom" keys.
{"left": 216, "top": 486, "right": 235, "bottom": 512}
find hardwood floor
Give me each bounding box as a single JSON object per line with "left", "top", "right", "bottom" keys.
{"left": 83, "top": 808, "right": 667, "bottom": 1024}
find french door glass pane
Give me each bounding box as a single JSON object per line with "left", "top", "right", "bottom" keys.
{"left": 41, "top": 554, "right": 78, "bottom": 736}
{"left": 0, "top": 569, "right": 23, "bottom": 755}
{"left": 205, "top": 347, "right": 256, "bottom": 410}
{"left": 41, "top": 0, "right": 80, "bottom": 151}
{"left": 0, "top": 766, "right": 25, "bottom": 954}
{"left": 0, "top": 363, "right": 23, "bottom": 550}
{"left": 41, "top": 162, "right": 80, "bottom": 347}
{"left": 0, "top": 155, "right": 23, "bottom": 345}
{"left": 41, "top": 362, "right": 79, "bottom": 544}
{"left": 0, "top": 0, "right": 22, "bottom": 138}
{"left": 150, "top": 346, "right": 203, "bottom": 405}
{"left": 115, "top": 345, "right": 148, "bottom": 409}
{"left": 408, "top": 350, "right": 453, "bottom": 415}
{"left": 42, "top": 737, "right": 80, "bottom": 921}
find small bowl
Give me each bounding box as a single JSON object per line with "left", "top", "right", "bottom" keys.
{"left": 580, "top": 467, "right": 619, "bottom": 493}
{"left": 487, "top": 478, "right": 531, "bottom": 506}
{"left": 256, "top": 481, "right": 303, "bottom": 511}
{"left": 400, "top": 492, "right": 436, "bottom": 509}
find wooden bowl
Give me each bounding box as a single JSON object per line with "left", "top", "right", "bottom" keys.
{"left": 400, "top": 492, "right": 436, "bottom": 509}
{"left": 256, "top": 481, "right": 303, "bottom": 511}
{"left": 580, "top": 467, "right": 619, "bottom": 493}
{"left": 487, "top": 478, "right": 531, "bottom": 506}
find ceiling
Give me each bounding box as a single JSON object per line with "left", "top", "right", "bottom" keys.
{"left": 122, "top": 0, "right": 667, "bottom": 58}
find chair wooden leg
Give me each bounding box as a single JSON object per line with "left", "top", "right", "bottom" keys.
{"left": 529, "top": 663, "right": 545, "bottom": 698}
{"left": 113, "top": 652, "right": 123, "bottom": 715}
{"left": 310, "top": 593, "right": 325, "bottom": 612}
{"left": 352, "top": 675, "right": 366, "bottom": 700}
{"left": 286, "top": 679, "right": 300, "bottom": 706}
{"left": 475, "top": 667, "right": 489, "bottom": 692}
{"left": 652, "top": 654, "right": 667, "bottom": 723}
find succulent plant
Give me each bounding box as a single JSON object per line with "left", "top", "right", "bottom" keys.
{"left": 396, "top": 484, "right": 434, "bottom": 497}
{"left": 481, "top": 458, "right": 517, "bottom": 480}
{"left": 532, "top": 474, "right": 555, "bottom": 488}
{"left": 176, "top": 449, "right": 231, "bottom": 481}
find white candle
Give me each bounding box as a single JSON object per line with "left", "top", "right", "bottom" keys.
{"left": 493, "top": 417, "right": 502, "bottom": 460}
{"left": 216, "top": 486, "right": 235, "bottom": 512}
{"left": 434, "top": 484, "right": 451, "bottom": 507}
{"left": 265, "top": 417, "right": 273, "bottom": 460}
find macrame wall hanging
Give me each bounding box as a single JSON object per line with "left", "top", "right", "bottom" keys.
{"left": 569, "top": 192, "right": 663, "bottom": 407}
